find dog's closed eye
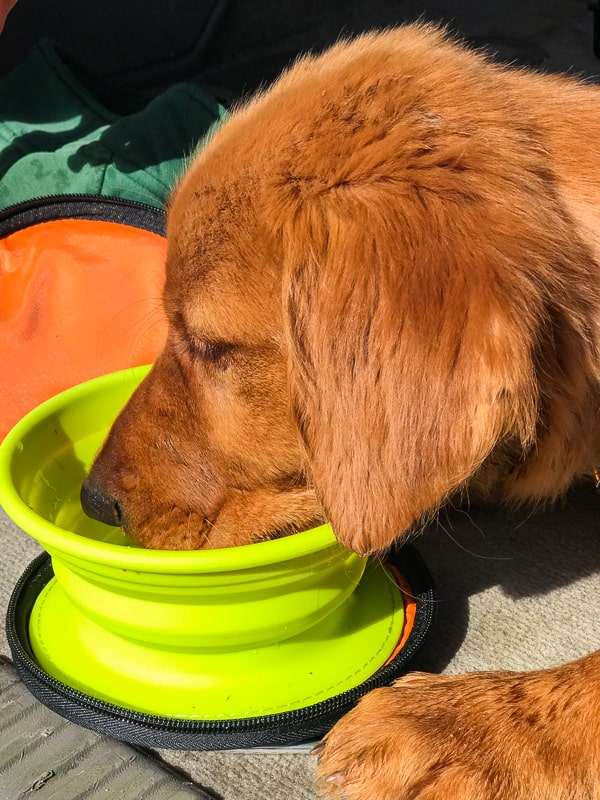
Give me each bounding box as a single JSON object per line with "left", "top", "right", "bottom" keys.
{"left": 170, "top": 311, "right": 236, "bottom": 367}
{"left": 187, "top": 338, "right": 236, "bottom": 367}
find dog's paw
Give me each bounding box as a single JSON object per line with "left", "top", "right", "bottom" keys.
{"left": 314, "top": 666, "right": 598, "bottom": 800}
{"left": 314, "top": 674, "right": 488, "bottom": 800}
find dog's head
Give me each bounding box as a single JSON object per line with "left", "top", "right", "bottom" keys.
{"left": 82, "top": 27, "right": 600, "bottom": 553}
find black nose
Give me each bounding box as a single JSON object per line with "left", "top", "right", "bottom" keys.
{"left": 80, "top": 480, "right": 122, "bottom": 527}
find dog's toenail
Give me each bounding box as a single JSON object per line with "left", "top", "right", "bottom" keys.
{"left": 326, "top": 772, "right": 346, "bottom": 784}
{"left": 310, "top": 742, "right": 326, "bottom": 756}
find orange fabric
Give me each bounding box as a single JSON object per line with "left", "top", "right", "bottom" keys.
{"left": 382, "top": 563, "right": 418, "bottom": 665}
{"left": 0, "top": 218, "right": 167, "bottom": 439}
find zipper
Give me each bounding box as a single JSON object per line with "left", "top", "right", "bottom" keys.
{"left": 0, "top": 193, "right": 166, "bottom": 238}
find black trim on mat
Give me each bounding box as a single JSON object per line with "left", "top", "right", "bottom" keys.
{"left": 6, "top": 546, "right": 435, "bottom": 750}
{"left": 0, "top": 194, "right": 166, "bottom": 238}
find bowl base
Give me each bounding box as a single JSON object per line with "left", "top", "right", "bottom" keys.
{"left": 7, "top": 546, "right": 435, "bottom": 749}
{"left": 30, "top": 558, "right": 404, "bottom": 719}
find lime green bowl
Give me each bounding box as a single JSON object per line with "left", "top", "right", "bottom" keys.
{"left": 0, "top": 367, "right": 410, "bottom": 724}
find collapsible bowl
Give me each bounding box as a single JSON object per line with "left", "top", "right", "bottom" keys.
{"left": 0, "top": 366, "right": 435, "bottom": 748}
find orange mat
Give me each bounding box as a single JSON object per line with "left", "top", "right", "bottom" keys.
{"left": 0, "top": 218, "right": 168, "bottom": 440}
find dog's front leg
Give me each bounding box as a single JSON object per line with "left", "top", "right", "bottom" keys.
{"left": 314, "top": 651, "right": 600, "bottom": 800}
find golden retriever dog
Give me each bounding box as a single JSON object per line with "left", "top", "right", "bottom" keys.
{"left": 81, "top": 23, "right": 600, "bottom": 800}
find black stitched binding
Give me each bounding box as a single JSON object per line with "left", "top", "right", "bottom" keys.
{"left": 0, "top": 194, "right": 166, "bottom": 238}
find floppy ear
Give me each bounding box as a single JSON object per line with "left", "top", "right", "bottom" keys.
{"left": 279, "top": 186, "right": 548, "bottom": 554}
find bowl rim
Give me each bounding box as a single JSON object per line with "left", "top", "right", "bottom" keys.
{"left": 0, "top": 368, "right": 341, "bottom": 573}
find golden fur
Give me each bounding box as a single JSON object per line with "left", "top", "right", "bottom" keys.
{"left": 84, "top": 24, "right": 600, "bottom": 799}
